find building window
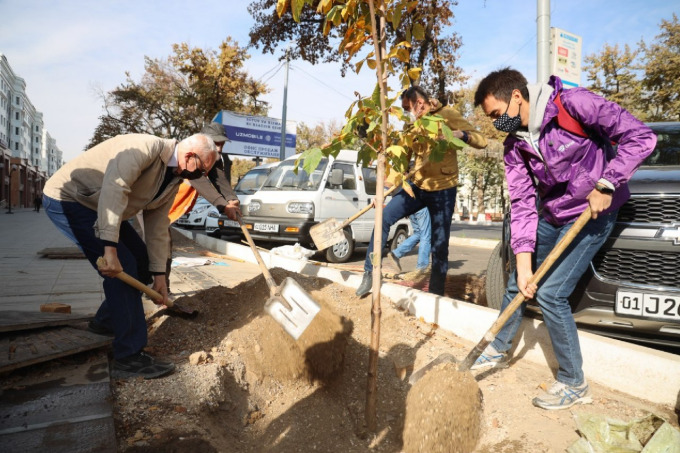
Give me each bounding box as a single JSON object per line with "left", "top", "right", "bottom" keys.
{"left": 15, "top": 112, "right": 19, "bottom": 120}
{"left": 16, "top": 96, "right": 19, "bottom": 104}
{"left": 15, "top": 127, "right": 19, "bottom": 135}
{"left": 15, "top": 142, "right": 19, "bottom": 150}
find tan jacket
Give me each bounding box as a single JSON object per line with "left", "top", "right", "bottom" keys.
{"left": 411, "top": 102, "right": 487, "bottom": 191}
{"left": 43, "top": 134, "right": 179, "bottom": 272}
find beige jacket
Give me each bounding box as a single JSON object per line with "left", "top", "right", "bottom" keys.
{"left": 43, "top": 134, "right": 179, "bottom": 273}
{"left": 411, "top": 101, "right": 487, "bottom": 191}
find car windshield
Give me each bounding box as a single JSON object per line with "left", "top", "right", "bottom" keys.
{"left": 260, "top": 158, "right": 328, "bottom": 191}
{"left": 234, "top": 168, "right": 271, "bottom": 195}
{"left": 643, "top": 124, "right": 680, "bottom": 166}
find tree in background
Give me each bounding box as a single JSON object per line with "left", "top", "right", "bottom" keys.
{"left": 87, "top": 39, "right": 269, "bottom": 148}
{"left": 583, "top": 43, "right": 644, "bottom": 118}
{"left": 248, "top": 0, "right": 467, "bottom": 104}
{"left": 295, "top": 120, "right": 342, "bottom": 151}
{"left": 639, "top": 13, "right": 680, "bottom": 121}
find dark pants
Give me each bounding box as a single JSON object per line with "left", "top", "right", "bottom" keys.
{"left": 363, "top": 184, "right": 457, "bottom": 295}
{"left": 43, "top": 195, "right": 150, "bottom": 359}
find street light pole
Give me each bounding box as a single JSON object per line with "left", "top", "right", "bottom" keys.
{"left": 6, "top": 164, "right": 17, "bottom": 214}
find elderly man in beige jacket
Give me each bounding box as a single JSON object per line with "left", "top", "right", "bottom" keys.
{"left": 43, "top": 133, "right": 218, "bottom": 379}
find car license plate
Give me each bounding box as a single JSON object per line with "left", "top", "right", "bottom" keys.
{"left": 222, "top": 220, "right": 239, "bottom": 228}
{"left": 254, "top": 223, "right": 279, "bottom": 233}
{"left": 616, "top": 290, "right": 680, "bottom": 322}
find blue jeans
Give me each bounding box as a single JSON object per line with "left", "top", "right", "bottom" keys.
{"left": 491, "top": 211, "right": 617, "bottom": 386}
{"left": 391, "top": 207, "right": 431, "bottom": 270}
{"left": 364, "top": 184, "right": 456, "bottom": 295}
{"left": 43, "top": 195, "right": 149, "bottom": 359}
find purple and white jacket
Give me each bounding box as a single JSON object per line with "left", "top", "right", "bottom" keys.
{"left": 504, "top": 76, "right": 657, "bottom": 254}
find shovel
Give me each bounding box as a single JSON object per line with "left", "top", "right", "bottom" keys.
{"left": 310, "top": 164, "right": 424, "bottom": 251}
{"left": 237, "top": 214, "right": 321, "bottom": 340}
{"left": 96, "top": 257, "right": 198, "bottom": 318}
{"left": 409, "top": 207, "right": 592, "bottom": 384}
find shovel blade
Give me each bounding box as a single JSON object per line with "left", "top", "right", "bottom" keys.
{"left": 408, "top": 353, "right": 457, "bottom": 385}
{"left": 264, "top": 277, "right": 322, "bottom": 340}
{"left": 310, "top": 218, "right": 346, "bottom": 251}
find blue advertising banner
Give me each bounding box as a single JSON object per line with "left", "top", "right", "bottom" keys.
{"left": 212, "top": 111, "right": 296, "bottom": 159}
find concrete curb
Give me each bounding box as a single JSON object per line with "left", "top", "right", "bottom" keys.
{"left": 175, "top": 228, "right": 680, "bottom": 410}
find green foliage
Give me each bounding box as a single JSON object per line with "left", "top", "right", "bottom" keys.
{"left": 639, "top": 13, "right": 680, "bottom": 121}
{"left": 87, "top": 39, "right": 269, "bottom": 149}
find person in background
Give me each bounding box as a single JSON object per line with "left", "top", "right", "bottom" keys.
{"left": 387, "top": 206, "right": 431, "bottom": 277}
{"left": 163, "top": 122, "right": 240, "bottom": 290}
{"left": 356, "top": 86, "right": 487, "bottom": 297}
{"left": 43, "top": 133, "right": 219, "bottom": 379}
{"left": 472, "top": 67, "right": 656, "bottom": 410}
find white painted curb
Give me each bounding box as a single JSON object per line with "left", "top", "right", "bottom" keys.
{"left": 175, "top": 228, "right": 680, "bottom": 410}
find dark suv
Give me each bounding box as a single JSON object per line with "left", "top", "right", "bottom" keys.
{"left": 485, "top": 122, "right": 680, "bottom": 348}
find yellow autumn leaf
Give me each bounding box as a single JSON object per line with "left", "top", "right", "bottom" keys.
{"left": 407, "top": 67, "right": 422, "bottom": 80}
{"left": 276, "top": 0, "right": 287, "bottom": 17}
{"left": 367, "top": 58, "right": 376, "bottom": 69}
{"left": 412, "top": 23, "right": 425, "bottom": 41}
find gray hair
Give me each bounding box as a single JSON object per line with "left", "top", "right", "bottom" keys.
{"left": 182, "top": 133, "right": 219, "bottom": 161}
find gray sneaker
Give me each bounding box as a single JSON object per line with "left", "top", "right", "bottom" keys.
{"left": 470, "top": 345, "right": 507, "bottom": 370}
{"left": 532, "top": 380, "right": 593, "bottom": 410}
{"left": 356, "top": 271, "right": 373, "bottom": 298}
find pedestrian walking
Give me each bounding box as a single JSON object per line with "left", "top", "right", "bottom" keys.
{"left": 472, "top": 68, "right": 656, "bottom": 409}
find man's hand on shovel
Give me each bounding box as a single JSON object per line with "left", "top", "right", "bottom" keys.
{"left": 96, "top": 256, "right": 169, "bottom": 306}
{"left": 150, "top": 275, "right": 170, "bottom": 306}
{"left": 98, "top": 246, "right": 123, "bottom": 278}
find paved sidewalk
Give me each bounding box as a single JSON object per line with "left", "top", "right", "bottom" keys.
{"left": 0, "top": 208, "right": 262, "bottom": 453}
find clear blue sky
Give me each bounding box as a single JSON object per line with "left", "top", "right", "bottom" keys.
{"left": 1, "top": 0, "right": 676, "bottom": 161}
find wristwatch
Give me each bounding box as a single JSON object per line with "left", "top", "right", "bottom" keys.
{"left": 594, "top": 183, "right": 614, "bottom": 195}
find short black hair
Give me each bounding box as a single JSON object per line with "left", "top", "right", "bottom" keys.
{"left": 474, "top": 67, "right": 529, "bottom": 107}
{"left": 401, "top": 85, "right": 430, "bottom": 102}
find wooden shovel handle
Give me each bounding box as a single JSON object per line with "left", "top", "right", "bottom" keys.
{"left": 235, "top": 214, "right": 278, "bottom": 295}
{"left": 96, "top": 257, "right": 163, "bottom": 304}
{"left": 459, "top": 207, "right": 592, "bottom": 371}
{"left": 338, "top": 163, "right": 425, "bottom": 229}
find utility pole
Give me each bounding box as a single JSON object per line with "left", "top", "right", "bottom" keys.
{"left": 537, "top": 0, "right": 551, "bottom": 83}
{"left": 279, "top": 47, "right": 290, "bottom": 161}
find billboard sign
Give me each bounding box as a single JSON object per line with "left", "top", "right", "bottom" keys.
{"left": 212, "top": 110, "right": 296, "bottom": 159}
{"left": 550, "top": 27, "right": 582, "bottom": 88}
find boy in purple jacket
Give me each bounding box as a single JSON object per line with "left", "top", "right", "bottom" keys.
{"left": 473, "top": 68, "right": 656, "bottom": 410}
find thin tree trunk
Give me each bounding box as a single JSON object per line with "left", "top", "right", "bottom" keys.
{"left": 365, "top": 0, "right": 389, "bottom": 433}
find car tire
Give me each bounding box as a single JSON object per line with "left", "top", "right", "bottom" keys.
{"left": 389, "top": 227, "right": 408, "bottom": 251}
{"left": 485, "top": 242, "right": 506, "bottom": 310}
{"left": 326, "top": 230, "right": 354, "bottom": 263}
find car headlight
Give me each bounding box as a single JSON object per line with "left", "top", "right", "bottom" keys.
{"left": 207, "top": 210, "right": 220, "bottom": 218}
{"left": 248, "top": 201, "right": 261, "bottom": 213}
{"left": 193, "top": 205, "right": 209, "bottom": 214}
{"left": 287, "top": 202, "right": 314, "bottom": 215}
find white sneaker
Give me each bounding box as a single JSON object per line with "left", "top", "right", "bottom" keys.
{"left": 470, "top": 345, "right": 507, "bottom": 370}
{"left": 532, "top": 380, "right": 593, "bottom": 410}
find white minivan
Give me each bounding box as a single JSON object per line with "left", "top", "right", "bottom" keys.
{"left": 218, "top": 150, "right": 412, "bottom": 263}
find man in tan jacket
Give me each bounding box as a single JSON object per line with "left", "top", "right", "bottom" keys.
{"left": 356, "top": 86, "right": 487, "bottom": 297}
{"left": 43, "top": 133, "right": 218, "bottom": 379}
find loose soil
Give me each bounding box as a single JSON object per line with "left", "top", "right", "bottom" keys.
{"left": 109, "top": 266, "right": 677, "bottom": 452}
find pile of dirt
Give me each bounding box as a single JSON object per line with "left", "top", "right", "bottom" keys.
{"left": 403, "top": 362, "right": 483, "bottom": 453}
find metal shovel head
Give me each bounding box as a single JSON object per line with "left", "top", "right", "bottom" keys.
{"left": 310, "top": 218, "right": 347, "bottom": 251}
{"left": 408, "top": 353, "right": 458, "bottom": 385}
{"left": 264, "top": 277, "right": 322, "bottom": 340}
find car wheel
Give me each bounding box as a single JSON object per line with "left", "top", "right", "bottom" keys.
{"left": 485, "top": 242, "right": 506, "bottom": 310}
{"left": 326, "top": 230, "right": 354, "bottom": 263}
{"left": 389, "top": 227, "right": 408, "bottom": 251}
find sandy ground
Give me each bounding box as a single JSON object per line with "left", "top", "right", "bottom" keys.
{"left": 107, "top": 266, "right": 677, "bottom": 452}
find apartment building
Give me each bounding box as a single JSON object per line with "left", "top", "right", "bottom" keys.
{"left": 0, "top": 53, "right": 62, "bottom": 209}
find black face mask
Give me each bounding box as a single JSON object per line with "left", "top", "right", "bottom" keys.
{"left": 179, "top": 169, "right": 204, "bottom": 180}
{"left": 493, "top": 102, "right": 522, "bottom": 133}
